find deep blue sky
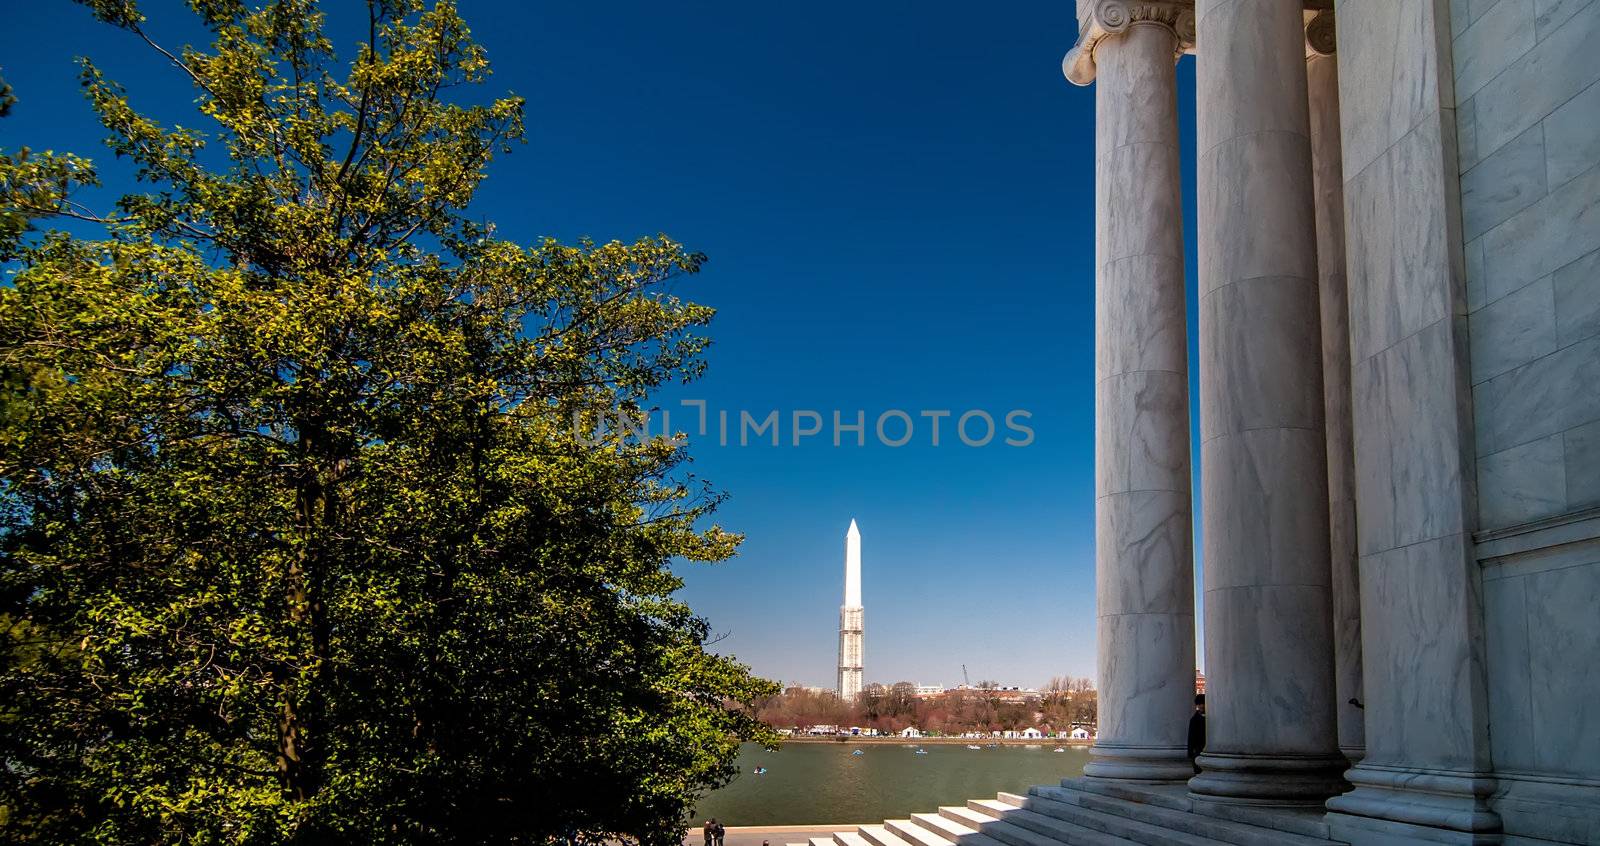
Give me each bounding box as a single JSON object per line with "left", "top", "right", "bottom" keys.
{"left": 0, "top": 1, "right": 1202, "bottom": 689}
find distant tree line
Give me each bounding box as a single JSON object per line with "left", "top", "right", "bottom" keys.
{"left": 757, "top": 676, "right": 1097, "bottom": 735}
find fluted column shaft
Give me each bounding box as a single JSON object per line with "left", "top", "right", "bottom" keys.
{"left": 1068, "top": 4, "right": 1197, "bottom": 783}
{"left": 1305, "top": 13, "right": 1364, "bottom": 765}
{"left": 1189, "top": 0, "right": 1345, "bottom": 804}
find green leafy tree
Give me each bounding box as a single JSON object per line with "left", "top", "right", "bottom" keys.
{"left": 0, "top": 1, "right": 777, "bottom": 843}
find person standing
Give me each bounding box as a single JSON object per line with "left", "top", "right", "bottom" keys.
{"left": 1187, "top": 693, "right": 1207, "bottom": 773}
{"left": 702, "top": 820, "right": 714, "bottom": 846}
{"left": 711, "top": 819, "right": 725, "bottom": 846}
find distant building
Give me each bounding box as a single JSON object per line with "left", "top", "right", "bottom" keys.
{"left": 900, "top": 726, "right": 922, "bottom": 738}
{"left": 1195, "top": 671, "right": 1205, "bottom": 695}
{"left": 1021, "top": 727, "right": 1044, "bottom": 739}
{"left": 914, "top": 684, "right": 943, "bottom": 697}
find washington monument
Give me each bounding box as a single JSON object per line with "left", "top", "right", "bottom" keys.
{"left": 836, "top": 519, "right": 863, "bottom": 701}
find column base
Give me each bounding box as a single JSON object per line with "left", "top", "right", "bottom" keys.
{"left": 1187, "top": 751, "right": 1349, "bottom": 806}
{"left": 1324, "top": 763, "right": 1500, "bottom": 843}
{"left": 1083, "top": 742, "right": 1195, "bottom": 783}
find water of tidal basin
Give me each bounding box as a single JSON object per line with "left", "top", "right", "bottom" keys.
{"left": 692, "top": 743, "right": 1090, "bottom": 826}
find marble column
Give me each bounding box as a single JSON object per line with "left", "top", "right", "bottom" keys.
{"left": 1305, "top": 9, "right": 1364, "bottom": 766}
{"left": 1064, "top": 0, "right": 1197, "bottom": 783}
{"left": 1188, "top": 0, "right": 1346, "bottom": 804}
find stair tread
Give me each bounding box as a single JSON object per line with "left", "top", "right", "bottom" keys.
{"left": 1038, "top": 785, "right": 1341, "bottom": 845}
{"left": 1023, "top": 795, "right": 1224, "bottom": 846}
{"left": 940, "top": 805, "right": 1000, "bottom": 826}
{"left": 834, "top": 832, "right": 875, "bottom": 846}
{"left": 911, "top": 812, "right": 977, "bottom": 837}
{"left": 886, "top": 819, "right": 954, "bottom": 846}
{"left": 857, "top": 825, "right": 916, "bottom": 846}
{"left": 968, "top": 799, "right": 1018, "bottom": 815}
{"left": 996, "top": 792, "right": 1028, "bottom": 807}
{"left": 985, "top": 813, "right": 1143, "bottom": 846}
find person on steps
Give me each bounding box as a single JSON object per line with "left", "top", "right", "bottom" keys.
{"left": 1188, "top": 693, "right": 1206, "bottom": 774}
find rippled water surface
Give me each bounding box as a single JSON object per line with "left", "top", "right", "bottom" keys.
{"left": 691, "top": 742, "right": 1090, "bottom": 826}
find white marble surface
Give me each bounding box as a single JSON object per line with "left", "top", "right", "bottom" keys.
{"left": 1192, "top": 0, "right": 1342, "bottom": 803}
{"left": 1199, "top": 584, "right": 1338, "bottom": 755}
{"left": 1355, "top": 531, "right": 1492, "bottom": 771}
{"left": 1343, "top": 112, "right": 1458, "bottom": 365}
{"left": 1331, "top": 2, "right": 1505, "bottom": 837}
{"left": 1097, "top": 253, "right": 1187, "bottom": 376}
{"left": 1351, "top": 317, "right": 1472, "bottom": 556}
{"left": 1481, "top": 156, "right": 1600, "bottom": 306}
{"left": 1535, "top": 0, "right": 1592, "bottom": 38}
{"left": 1451, "top": 0, "right": 1535, "bottom": 101}
{"left": 1563, "top": 419, "right": 1600, "bottom": 510}
{"left": 1459, "top": 123, "right": 1546, "bottom": 242}
{"left": 1524, "top": 552, "right": 1600, "bottom": 777}
{"left": 1308, "top": 46, "right": 1364, "bottom": 762}
{"left": 1200, "top": 428, "right": 1332, "bottom": 590}
{"left": 1096, "top": 372, "right": 1190, "bottom": 495}
{"left": 1197, "top": 276, "right": 1324, "bottom": 437}
{"left": 1477, "top": 432, "right": 1567, "bottom": 526}
{"left": 1334, "top": 0, "right": 1452, "bottom": 180}
{"left": 1085, "top": 19, "right": 1197, "bottom": 784}
{"left": 1468, "top": 272, "right": 1556, "bottom": 383}
{"left": 1552, "top": 248, "right": 1600, "bottom": 346}
{"left": 844, "top": 519, "right": 861, "bottom": 607}
{"left": 1473, "top": 335, "right": 1600, "bottom": 457}
{"left": 1482, "top": 538, "right": 1600, "bottom": 785}
{"left": 1544, "top": 79, "right": 1600, "bottom": 193}
{"left": 1197, "top": 135, "right": 1319, "bottom": 295}
{"left": 1470, "top": 0, "right": 1600, "bottom": 161}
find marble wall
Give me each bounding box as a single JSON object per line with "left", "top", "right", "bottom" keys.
{"left": 1450, "top": 0, "right": 1600, "bottom": 841}
{"left": 1455, "top": 0, "right": 1600, "bottom": 531}
{"left": 1325, "top": 0, "right": 1499, "bottom": 841}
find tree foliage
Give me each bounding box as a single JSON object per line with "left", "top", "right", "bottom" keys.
{"left": 0, "top": 1, "right": 777, "bottom": 843}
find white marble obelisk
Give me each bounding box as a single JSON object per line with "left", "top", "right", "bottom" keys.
{"left": 837, "top": 519, "right": 864, "bottom": 701}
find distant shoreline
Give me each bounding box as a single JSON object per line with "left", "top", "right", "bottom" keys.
{"left": 775, "top": 735, "right": 1093, "bottom": 746}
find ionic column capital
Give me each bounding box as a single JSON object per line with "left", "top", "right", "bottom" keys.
{"left": 1305, "top": 9, "right": 1337, "bottom": 58}
{"left": 1063, "top": 1, "right": 1196, "bottom": 87}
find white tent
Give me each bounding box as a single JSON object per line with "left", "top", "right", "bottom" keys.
{"left": 900, "top": 726, "right": 922, "bottom": 738}
{"left": 1020, "top": 727, "right": 1044, "bottom": 739}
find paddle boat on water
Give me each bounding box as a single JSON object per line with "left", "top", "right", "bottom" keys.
{"left": 851, "top": 749, "right": 864, "bottom": 756}
{"left": 966, "top": 744, "right": 982, "bottom": 750}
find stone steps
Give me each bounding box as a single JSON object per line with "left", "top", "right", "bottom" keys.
{"left": 1037, "top": 783, "right": 1337, "bottom": 846}
{"left": 833, "top": 830, "right": 878, "bottom": 846}
{"left": 789, "top": 778, "right": 1347, "bottom": 846}
{"left": 1018, "top": 792, "right": 1224, "bottom": 846}
{"left": 855, "top": 824, "right": 915, "bottom": 846}
{"left": 980, "top": 805, "right": 1145, "bottom": 846}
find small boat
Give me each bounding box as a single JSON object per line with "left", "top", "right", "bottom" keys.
{"left": 753, "top": 766, "right": 768, "bottom": 774}
{"left": 914, "top": 748, "right": 928, "bottom": 755}
{"left": 1053, "top": 747, "right": 1066, "bottom": 753}
{"left": 966, "top": 744, "right": 982, "bottom": 750}
{"left": 851, "top": 749, "right": 864, "bottom": 756}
